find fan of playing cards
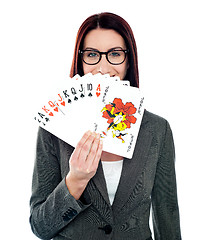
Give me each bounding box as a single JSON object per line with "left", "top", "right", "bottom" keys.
{"left": 34, "top": 73, "right": 145, "bottom": 158}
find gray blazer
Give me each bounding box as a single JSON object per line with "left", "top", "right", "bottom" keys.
{"left": 30, "top": 110, "right": 181, "bottom": 240}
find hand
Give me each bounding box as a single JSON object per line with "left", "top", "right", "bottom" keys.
{"left": 66, "top": 131, "right": 103, "bottom": 199}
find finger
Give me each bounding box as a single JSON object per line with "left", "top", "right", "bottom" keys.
{"left": 77, "top": 132, "right": 96, "bottom": 162}
{"left": 90, "top": 139, "right": 103, "bottom": 174}
{"left": 86, "top": 134, "right": 103, "bottom": 170}
{"left": 93, "top": 138, "right": 103, "bottom": 166}
{"left": 85, "top": 133, "right": 100, "bottom": 162}
{"left": 71, "top": 130, "right": 92, "bottom": 162}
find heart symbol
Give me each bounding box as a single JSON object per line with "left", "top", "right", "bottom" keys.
{"left": 54, "top": 107, "right": 58, "bottom": 112}
{"left": 96, "top": 92, "right": 100, "bottom": 97}
{"left": 49, "top": 112, "right": 54, "bottom": 116}
{"left": 61, "top": 101, "right": 65, "bottom": 106}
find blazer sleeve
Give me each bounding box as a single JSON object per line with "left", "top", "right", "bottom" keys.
{"left": 151, "top": 121, "right": 182, "bottom": 240}
{"left": 29, "top": 127, "right": 91, "bottom": 240}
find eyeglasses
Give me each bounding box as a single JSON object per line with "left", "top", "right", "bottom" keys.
{"left": 79, "top": 48, "right": 128, "bottom": 65}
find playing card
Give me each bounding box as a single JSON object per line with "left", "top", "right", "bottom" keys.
{"left": 54, "top": 77, "right": 85, "bottom": 116}
{"left": 93, "top": 83, "right": 145, "bottom": 158}
{"left": 34, "top": 80, "right": 67, "bottom": 127}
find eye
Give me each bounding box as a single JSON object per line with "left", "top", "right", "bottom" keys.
{"left": 86, "top": 51, "right": 99, "bottom": 58}
{"left": 109, "top": 51, "right": 121, "bottom": 57}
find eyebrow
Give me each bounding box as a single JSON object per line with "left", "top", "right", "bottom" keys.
{"left": 83, "top": 46, "right": 124, "bottom": 51}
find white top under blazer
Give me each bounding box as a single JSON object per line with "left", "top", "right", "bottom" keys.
{"left": 101, "top": 160, "right": 123, "bottom": 205}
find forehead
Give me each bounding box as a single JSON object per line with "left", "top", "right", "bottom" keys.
{"left": 83, "top": 28, "right": 126, "bottom": 51}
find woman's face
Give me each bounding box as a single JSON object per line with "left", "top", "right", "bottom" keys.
{"left": 82, "top": 28, "right": 129, "bottom": 80}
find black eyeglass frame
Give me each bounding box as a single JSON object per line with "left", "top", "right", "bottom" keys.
{"left": 79, "top": 49, "right": 129, "bottom": 65}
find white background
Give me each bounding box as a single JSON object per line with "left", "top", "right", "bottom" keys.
{"left": 1, "top": 0, "right": 204, "bottom": 239}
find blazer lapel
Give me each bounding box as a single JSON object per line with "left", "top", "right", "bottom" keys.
{"left": 91, "top": 161, "right": 111, "bottom": 205}
{"left": 112, "top": 112, "right": 152, "bottom": 214}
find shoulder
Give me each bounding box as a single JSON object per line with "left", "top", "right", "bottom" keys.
{"left": 142, "top": 110, "right": 169, "bottom": 128}
{"left": 37, "top": 127, "right": 59, "bottom": 146}
{"left": 141, "top": 110, "right": 173, "bottom": 141}
{"left": 37, "top": 127, "right": 74, "bottom": 156}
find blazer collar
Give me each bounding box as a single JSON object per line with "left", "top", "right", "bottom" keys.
{"left": 90, "top": 110, "right": 152, "bottom": 211}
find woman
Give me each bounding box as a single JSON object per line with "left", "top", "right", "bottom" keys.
{"left": 30, "top": 13, "right": 181, "bottom": 240}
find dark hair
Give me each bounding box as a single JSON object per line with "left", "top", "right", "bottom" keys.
{"left": 70, "top": 12, "right": 139, "bottom": 88}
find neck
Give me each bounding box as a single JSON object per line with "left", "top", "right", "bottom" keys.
{"left": 101, "top": 151, "right": 124, "bottom": 162}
